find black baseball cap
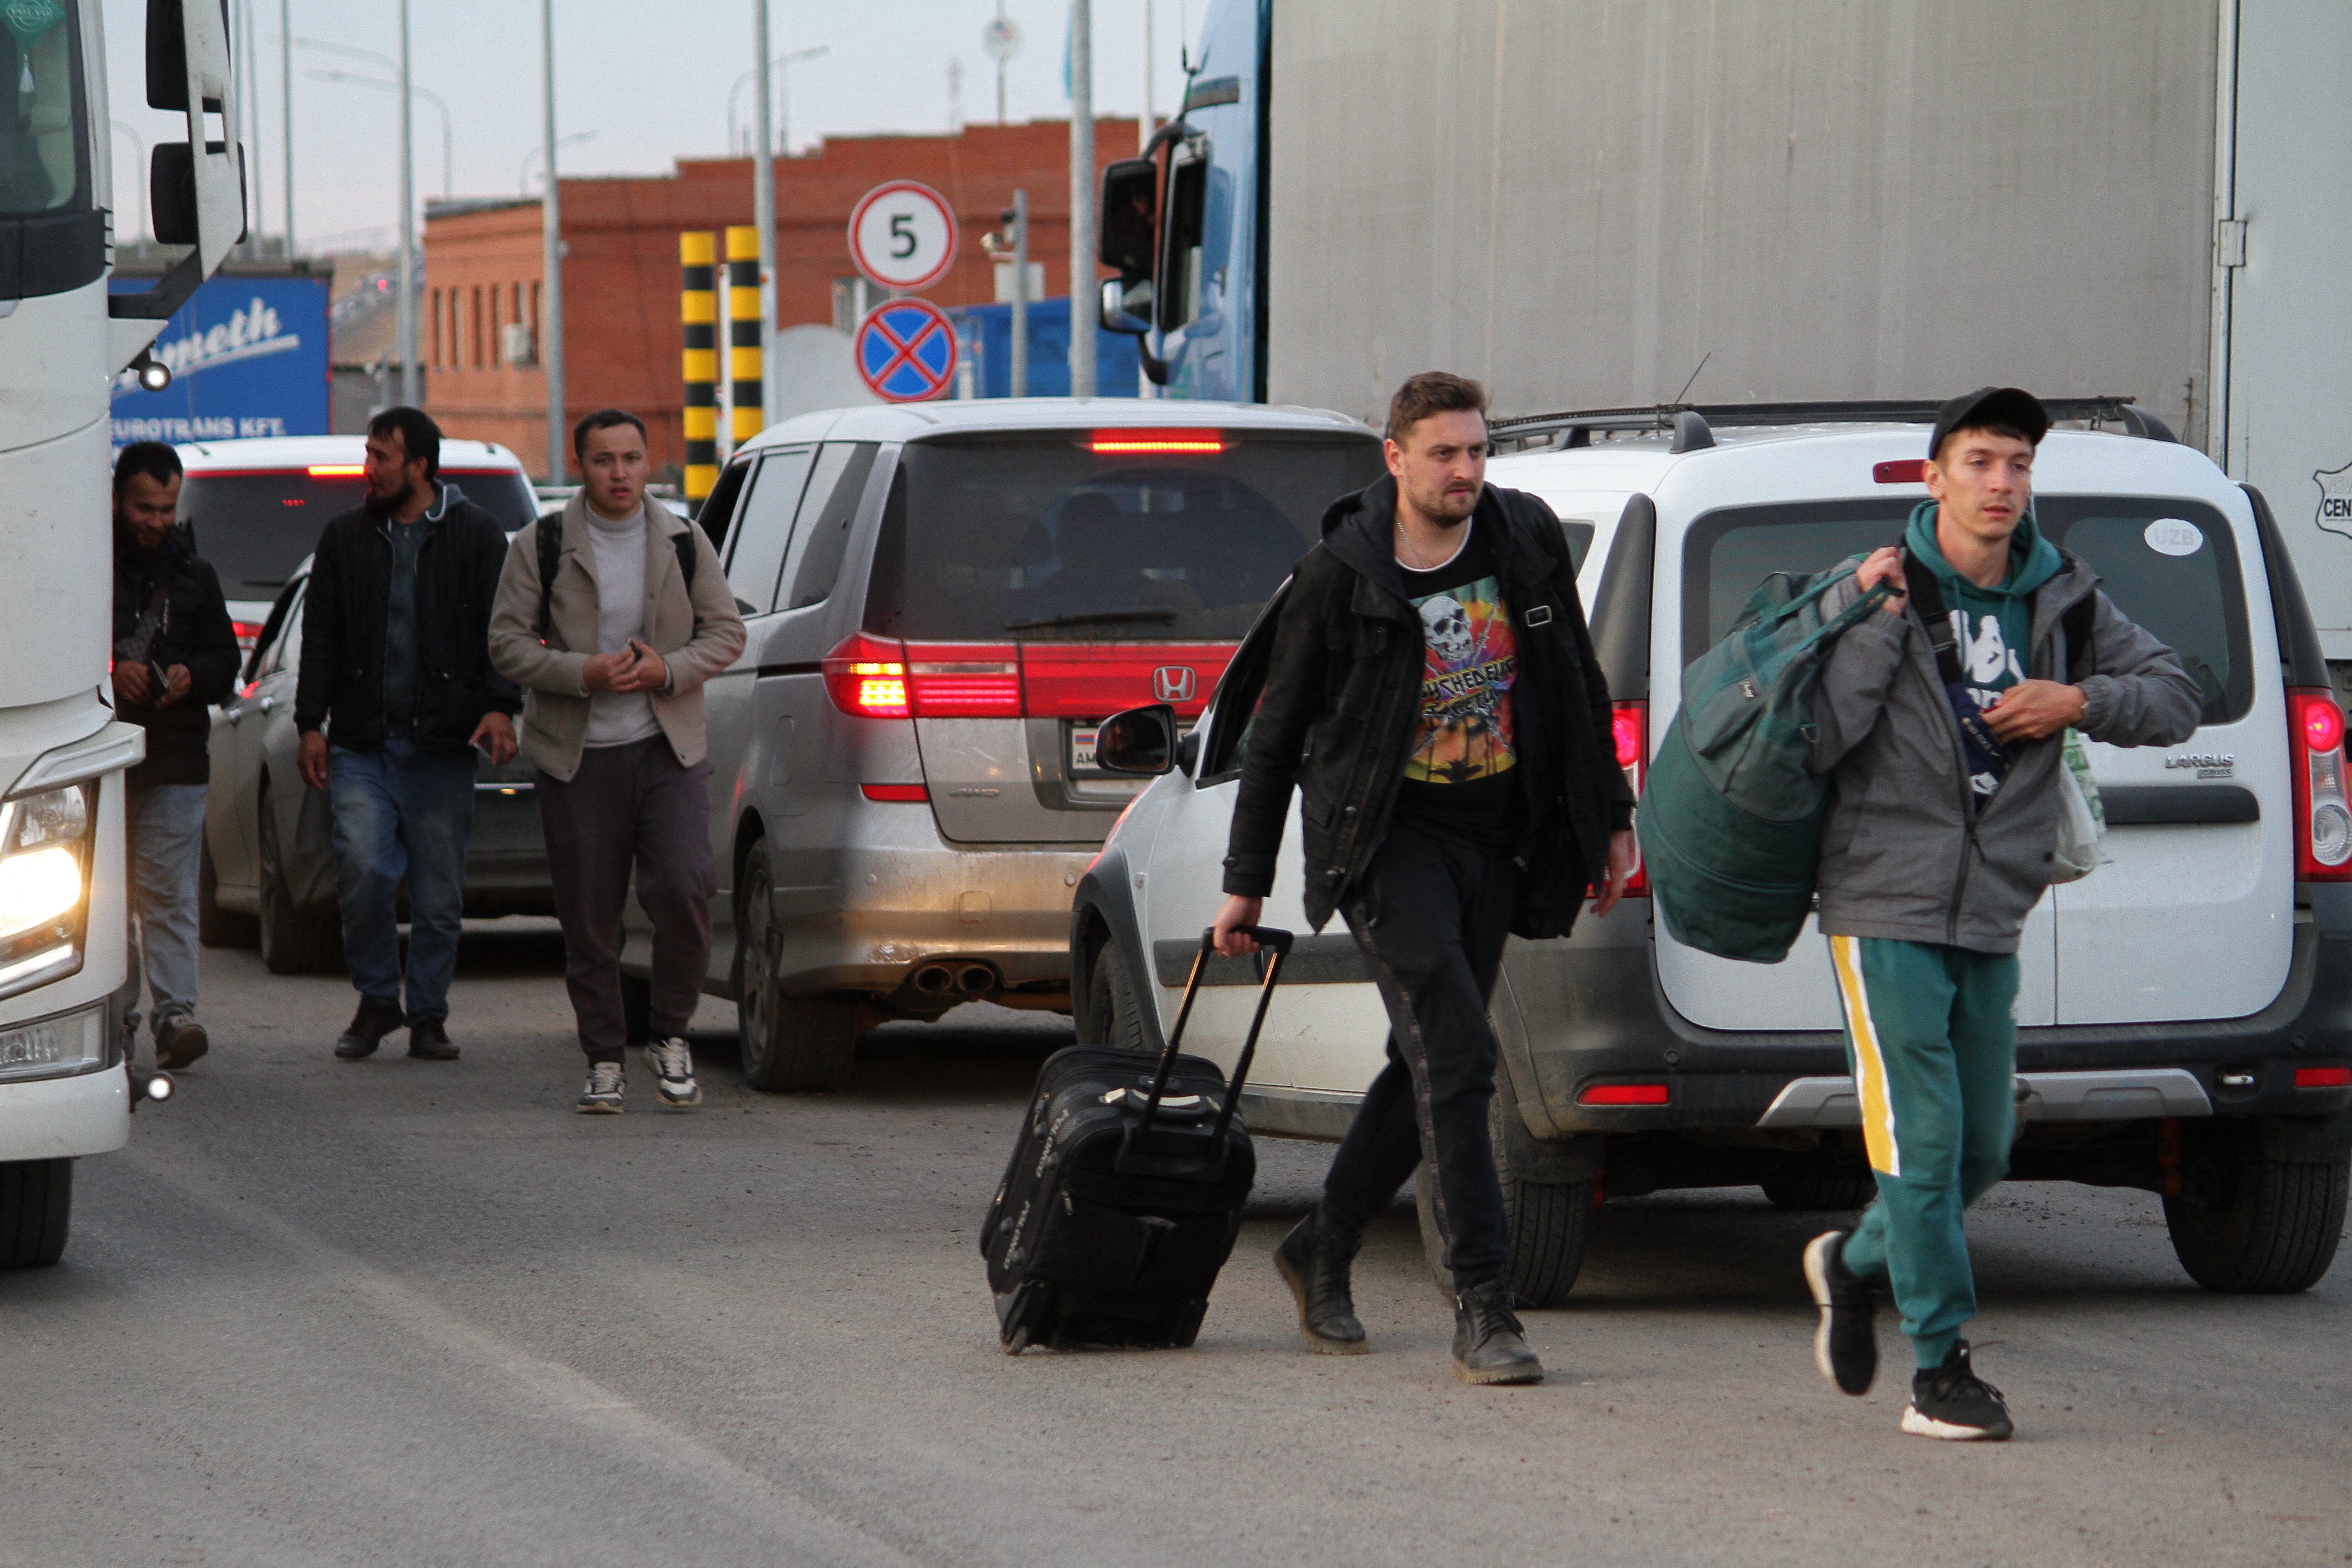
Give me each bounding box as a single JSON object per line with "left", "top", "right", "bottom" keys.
{"left": 1928, "top": 386, "right": 2049, "bottom": 460}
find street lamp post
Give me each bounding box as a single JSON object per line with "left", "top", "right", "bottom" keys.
{"left": 521, "top": 131, "right": 595, "bottom": 196}
{"left": 397, "top": 0, "right": 417, "bottom": 408}
{"left": 309, "top": 73, "right": 451, "bottom": 200}
{"left": 1067, "top": 0, "right": 1094, "bottom": 399}
{"left": 541, "top": 0, "right": 565, "bottom": 485}
{"left": 751, "top": 1, "right": 775, "bottom": 427}
{"left": 280, "top": 0, "right": 293, "bottom": 253}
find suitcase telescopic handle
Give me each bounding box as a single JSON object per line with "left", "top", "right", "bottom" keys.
{"left": 1125, "top": 925, "right": 1293, "bottom": 1166}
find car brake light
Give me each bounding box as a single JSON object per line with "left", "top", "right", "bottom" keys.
{"left": 823, "top": 633, "right": 909, "bottom": 718}
{"left": 231, "top": 620, "right": 265, "bottom": 656}
{"left": 2288, "top": 688, "right": 2352, "bottom": 879}
{"left": 1874, "top": 459, "right": 1927, "bottom": 484}
{"left": 1088, "top": 430, "right": 1225, "bottom": 455}
{"left": 905, "top": 645, "right": 1021, "bottom": 717}
{"left": 2294, "top": 1065, "right": 2352, "bottom": 1088}
{"left": 860, "top": 784, "right": 929, "bottom": 803}
{"left": 1612, "top": 700, "right": 1649, "bottom": 897}
{"left": 306, "top": 464, "right": 365, "bottom": 476}
{"left": 1579, "top": 1083, "right": 1669, "bottom": 1105}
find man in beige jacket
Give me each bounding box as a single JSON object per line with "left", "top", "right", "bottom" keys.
{"left": 489, "top": 409, "right": 746, "bottom": 1112}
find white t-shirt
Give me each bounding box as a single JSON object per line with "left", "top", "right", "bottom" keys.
{"left": 581, "top": 505, "right": 662, "bottom": 748}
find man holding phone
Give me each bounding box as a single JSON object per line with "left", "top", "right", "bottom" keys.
{"left": 489, "top": 410, "right": 744, "bottom": 1112}
{"left": 295, "top": 407, "right": 520, "bottom": 1063}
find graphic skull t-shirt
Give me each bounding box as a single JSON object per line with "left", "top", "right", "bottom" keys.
{"left": 1392, "top": 522, "right": 1522, "bottom": 853}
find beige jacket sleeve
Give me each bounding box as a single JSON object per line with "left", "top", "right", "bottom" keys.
{"left": 659, "top": 523, "right": 747, "bottom": 693}
{"left": 487, "top": 521, "right": 593, "bottom": 696}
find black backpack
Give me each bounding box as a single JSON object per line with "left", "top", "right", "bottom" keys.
{"left": 534, "top": 510, "right": 696, "bottom": 641}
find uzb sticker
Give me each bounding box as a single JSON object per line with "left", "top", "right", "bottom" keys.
{"left": 2144, "top": 519, "right": 2203, "bottom": 557}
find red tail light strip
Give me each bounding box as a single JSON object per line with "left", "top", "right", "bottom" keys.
{"left": 1579, "top": 1083, "right": 1669, "bottom": 1106}
{"left": 1612, "top": 699, "right": 1650, "bottom": 897}
{"left": 860, "top": 784, "right": 930, "bottom": 803}
{"left": 2293, "top": 1065, "right": 2352, "bottom": 1088}
{"left": 822, "top": 634, "right": 1234, "bottom": 721}
{"left": 2287, "top": 687, "right": 2352, "bottom": 881}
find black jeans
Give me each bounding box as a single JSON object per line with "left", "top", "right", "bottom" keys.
{"left": 1319, "top": 825, "right": 1520, "bottom": 1291}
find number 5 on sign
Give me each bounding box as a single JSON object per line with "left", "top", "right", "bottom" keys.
{"left": 848, "top": 181, "right": 958, "bottom": 292}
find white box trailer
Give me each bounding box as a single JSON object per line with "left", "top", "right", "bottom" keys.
{"left": 1107, "top": 0, "right": 2352, "bottom": 666}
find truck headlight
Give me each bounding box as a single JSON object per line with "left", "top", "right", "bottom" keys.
{"left": 0, "top": 1004, "right": 108, "bottom": 1083}
{"left": 0, "top": 784, "right": 94, "bottom": 999}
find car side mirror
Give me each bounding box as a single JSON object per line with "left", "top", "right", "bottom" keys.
{"left": 1098, "top": 157, "right": 1157, "bottom": 276}
{"left": 1099, "top": 278, "right": 1151, "bottom": 337}
{"left": 1176, "top": 729, "right": 1200, "bottom": 777}
{"left": 1094, "top": 704, "right": 1175, "bottom": 776}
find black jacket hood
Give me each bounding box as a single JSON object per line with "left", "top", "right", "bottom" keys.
{"left": 1317, "top": 475, "right": 1562, "bottom": 609}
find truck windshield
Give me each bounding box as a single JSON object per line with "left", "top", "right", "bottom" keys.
{"left": 177, "top": 468, "right": 539, "bottom": 598}
{"left": 0, "top": 0, "right": 88, "bottom": 215}
{"left": 1681, "top": 495, "right": 2252, "bottom": 726}
{"left": 865, "top": 431, "right": 1382, "bottom": 641}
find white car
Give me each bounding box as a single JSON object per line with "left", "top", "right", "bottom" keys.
{"left": 173, "top": 434, "right": 539, "bottom": 660}
{"left": 1071, "top": 398, "right": 2352, "bottom": 1305}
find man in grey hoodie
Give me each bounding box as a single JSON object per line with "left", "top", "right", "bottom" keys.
{"left": 1798, "top": 388, "right": 2201, "bottom": 1441}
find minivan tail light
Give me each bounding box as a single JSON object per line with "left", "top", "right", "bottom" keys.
{"left": 1613, "top": 700, "right": 1649, "bottom": 897}
{"left": 822, "top": 634, "right": 910, "bottom": 719}
{"left": 306, "top": 464, "right": 365, "bottom": 477}
{"left": 1088, "top": 430, "right": 1225, "bottom": 454}
{"left": 2293, "top": 1065, "right": 2352, "bottom": 1088}
{"left": 1579, "top": 1083, "right": 1669, "bottom": 1106}
{"left": 2287, "top": 687, "right": 2352, "bottom": 879}
{"left": 1873, "top": 459, "right": 1928, "bottom": 484}
{"left": 904, "top": 643, "right": 1022, "bottom": 717}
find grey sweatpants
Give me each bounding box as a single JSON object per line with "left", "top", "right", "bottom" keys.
{"left": 534, "top": 737, "right": 715, "bottom": 1062}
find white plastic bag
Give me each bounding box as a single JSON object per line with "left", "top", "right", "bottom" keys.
{"left": 2050, "top": 728, "right": 2107, "bottom": 883}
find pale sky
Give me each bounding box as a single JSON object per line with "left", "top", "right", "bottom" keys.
{"left": 100, "top": 0, "right": 1201, "bottom": 255}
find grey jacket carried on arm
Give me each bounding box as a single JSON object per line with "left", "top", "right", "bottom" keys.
{"left": 487, "top": 492, "right": 747, "bottom": 781}
{"left": 1806, "top": 553, "right": 2201, "bottom": 954}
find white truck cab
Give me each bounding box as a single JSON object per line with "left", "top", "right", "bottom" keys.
{"left": 0, "top": 0, "right": 244, "bottom": 1265}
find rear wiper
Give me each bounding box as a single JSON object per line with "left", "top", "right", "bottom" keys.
{"left": 1005, "top": 609, "right": 1179, "bottom": 631}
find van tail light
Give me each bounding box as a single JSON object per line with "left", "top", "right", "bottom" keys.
{"left": 231, "top": 620, "right": 265, "bottom": 658}
{"left": 1612, "top": 700, "right": 1649, "bottom": 897}
{"left": 905, "top": 644, "right": 1021, "bottom": 716}
{"left": 1579, "top": 1083, "right": 1669, "bottom": 1106}
{"left": 860, "top": 784, "right": 929, "bottom": 803}
{"left": 2293, "top": 1065, "right": 2352, "bottom": 1088}
{"left": 823, "top": 634, "right": 910, "bottom": 718}
{"left": 2287, "top": 687, "right": 2352, "bottom": 879}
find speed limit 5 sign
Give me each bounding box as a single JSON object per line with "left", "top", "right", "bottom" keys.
{"left": 848, "top": 181, "right": 959, "bottom": 292}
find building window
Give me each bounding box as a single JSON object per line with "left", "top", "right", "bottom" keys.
{"left": 470, "top": 285, "right": 484, "bottom": 367}
{"left": 429, "top": 289, "right": 441, "bottom": 367}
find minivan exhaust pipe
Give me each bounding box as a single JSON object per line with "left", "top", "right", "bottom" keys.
{"left": 910, "top": 963, "right": 958, "bottom": 997}
{"left": 953, "top": 962, "right": 998, "bottom": 996}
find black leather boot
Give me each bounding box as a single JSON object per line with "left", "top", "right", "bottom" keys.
{"left": 1274, "top": 1214, "right": 1368, "bottom": 1354}
{"left": 333, "top": 997, "right": 405, "bottom": 1061}
{"left": 406, "top": 1018, "right": 460, "bottom": 1061}
{"left": 1451, "top": 1280, "right": 1543, "bottom": 1385}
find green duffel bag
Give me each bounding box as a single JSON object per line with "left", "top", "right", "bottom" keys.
{"left": 1637, "top": 560, "right": 1894, "bottom": 964}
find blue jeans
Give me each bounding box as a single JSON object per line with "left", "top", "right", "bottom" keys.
{"left": 125, "top": 779, "right": 206, "bottom": 1036}
{"left": 328, "top": 740, "right": 477, "bottom": 1023}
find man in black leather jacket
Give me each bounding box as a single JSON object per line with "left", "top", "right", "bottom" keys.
{"left": 111, "top": 442, "right": 240, "bottom": 1071}
{"left": 293, "top": 407, "right": 519, "bottom": 1063}
{"left": 1212, "top": 372, "right": 1636, "bottom": 1385}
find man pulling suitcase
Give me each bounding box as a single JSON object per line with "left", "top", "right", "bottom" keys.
{"left": 1210, "top": 372, "right": 1638, "bottom": 1385}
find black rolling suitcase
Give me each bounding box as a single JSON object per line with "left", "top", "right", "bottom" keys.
{"left": 981, "top": 926, "right": 1292, "bottom": 1352}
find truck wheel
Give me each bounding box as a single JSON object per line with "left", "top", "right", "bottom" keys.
{"left": 2164, "top": 1120, "right": 2349, "bottom": 1293}
{"left": 0, "top": 1157, "right": 71, "bottom": 1268}
{"left": 1761, "top": 1173, "right": 1879, "bottom": 1211}
{"left": 735, "top": 849, "right": 856, "bottom": 1092}
{"left": 197, "top": 843, "right": 256, "bottom": 949}
{"left": 258, "top": 786, "right": 342, "bottom": 976}
{"left": 1081, "top": 936, "right": 1150, "bottom": 1053}
{"left": 1417, "top": 1093, "right": 1593, "bottom": 1308}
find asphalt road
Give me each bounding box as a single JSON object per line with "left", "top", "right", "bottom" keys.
{"left": 3, "top": 922, "right": 2347, "bottom": 1568}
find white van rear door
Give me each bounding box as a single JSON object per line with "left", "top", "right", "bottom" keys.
{"left": 2041, "top": 493, "right": 2293, "bottom": 1024}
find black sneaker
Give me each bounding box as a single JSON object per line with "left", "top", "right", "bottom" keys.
{"left": 334, "top": 997, "right": 406, "bottom": 1060}
{"left": 154, "top": 1014, "right": 210, "bottom": 1072}
{"left": 1803, "top": 1230, "right": 1880, "bottom": 1396}
{"left": 1273, "top": 1214, "right": 1368, "bottom": 1354}
{"left": 407, "top": 1018, "right": 460, "bottom": 1061}
{"left": 576, "top": 1061, "right": 625, "bottom": 1113}
{"left": 1451, "top": 1280, "right": 1543, "bottom": 1386}
{"left": 1901, "top": 1340, "right": 2014, "bottom": 1441}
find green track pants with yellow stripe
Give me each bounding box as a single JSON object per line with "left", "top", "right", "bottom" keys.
{"left": 1827, "top": 935, "right": 2019, "bottom": 1369}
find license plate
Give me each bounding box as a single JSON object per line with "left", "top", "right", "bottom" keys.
{"left": 1069, "top": 722, "right": 1188, "bottom": 774}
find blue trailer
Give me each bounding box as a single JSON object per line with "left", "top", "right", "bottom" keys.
{"left": 106, "top": 265, "right": 331, "bottom": 448}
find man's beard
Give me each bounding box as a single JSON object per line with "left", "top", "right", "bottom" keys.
{"left": 1415, "top": 483, "right": 1478, "bottom": 525}
{"left": 363, "top": 477, "right": 421, "bottom": 518}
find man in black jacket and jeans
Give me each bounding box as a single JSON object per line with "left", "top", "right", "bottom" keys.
{"left": 111, "top": 442, "right": 240, "bottom": 1070}
{"left": 1213, "top": 372, "right": 1637, "bottom": 1384}
{"left": 294, "top": 408, "right": 519, "bottom": 1062}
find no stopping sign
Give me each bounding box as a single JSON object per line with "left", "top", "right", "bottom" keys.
{"left": 848, "top": 181, "right": 959, "bottom": 293}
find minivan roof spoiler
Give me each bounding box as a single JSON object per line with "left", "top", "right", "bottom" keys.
{"left": 1491, "top": 397, "right": 2176, "bottom": 455}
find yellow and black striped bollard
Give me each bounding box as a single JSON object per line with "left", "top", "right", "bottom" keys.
{"left": 681, "top": 231, "right": 718, "bottom": 505}
{"left": 725, "top": 225, "right": 763, "bottom": 450}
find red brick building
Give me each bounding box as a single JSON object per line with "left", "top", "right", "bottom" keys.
{"left": 424, "top": 118, "right": 1141, "bottom": 480}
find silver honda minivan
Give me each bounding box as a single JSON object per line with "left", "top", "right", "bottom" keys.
{"left": 642, "top": 399, "right": 1382, "bottom": 1090}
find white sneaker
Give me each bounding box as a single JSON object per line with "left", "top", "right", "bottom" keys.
{"left": 577, "top": 1060, "right": 625, "bottom": 1113}
{"left": 644, "top": 1036, "right": 701, "bottom": 1107}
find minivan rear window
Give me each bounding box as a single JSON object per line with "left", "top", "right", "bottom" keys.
{"left": 178, "top": 467, "right": 539, "bottom": 598}
{"left": 1681, "top": 496, "right": 2251, "bottom": 725}
{"left": 863, "top": 431, "right": 1383, "bottom": 641}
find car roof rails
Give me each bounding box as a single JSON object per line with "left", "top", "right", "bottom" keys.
{"left": 1489, "top": 396, "right": 2177, "bottom": 455}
